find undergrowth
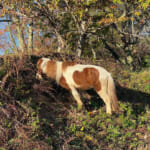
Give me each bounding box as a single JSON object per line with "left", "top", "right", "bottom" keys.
{"left": 117, "top": 69, "right": 150, "bottom": 94}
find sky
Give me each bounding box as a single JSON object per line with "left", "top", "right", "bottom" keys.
{"left": 0, "top": 21, "right": 10, "bottom": 55}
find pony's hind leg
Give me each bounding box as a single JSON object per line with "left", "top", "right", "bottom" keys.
{"left": 70, "top": 87, "right": 83, "bottom": 109}
{"left": 97, "top": 90, "right": 112, "bottom": 114}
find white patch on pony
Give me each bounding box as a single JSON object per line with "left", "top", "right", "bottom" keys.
{"left": 96, "top": 66, "right": 111, "bottom": 79}
{"left": 97, "top": 67, "right": 111, "bottom": 92}
{"left": 56, "top": 61, "right": 62, "bottom": 84}
{"left": 41, "top": 58, "right": 50, "bottom": 73}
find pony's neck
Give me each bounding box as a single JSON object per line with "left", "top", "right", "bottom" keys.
{"left": 56, "top": 61, "right": 63, "bottom": 84}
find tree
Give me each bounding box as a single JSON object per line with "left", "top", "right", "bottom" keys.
{"left": 0, "top": 0, "right": 34, "bottom": 54}
{"left": 99, "top": 0, "right": 150, "bottom": 66}
{"left": 0, "top": 0, "right": 149, "bottom": 65}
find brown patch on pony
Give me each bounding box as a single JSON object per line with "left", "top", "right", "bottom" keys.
{"left": 62, "top": 61, "right": 76, "bottom": 71}
{"left": 59, "top": 76, "right": 71, "bottom": 91}
{"left": 37, "top": 58, "right": 43, "bottom": 74}
{"left": 45, "top": 61, "right": 57, "bottom": 80}
{"left": 73, "top": 68, "right": 101, "bottom": 91}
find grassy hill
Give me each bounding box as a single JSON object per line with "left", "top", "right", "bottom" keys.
{"left": 0, "top": 53, "right": 150, "bottom": 150}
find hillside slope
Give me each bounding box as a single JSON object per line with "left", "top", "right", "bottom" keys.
{"left": 0, "top": 53, "right": 150, "bottom": 150}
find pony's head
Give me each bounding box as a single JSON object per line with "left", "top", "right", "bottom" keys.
{"left": 36, "top": 58, "right": 50, "bottom": 80}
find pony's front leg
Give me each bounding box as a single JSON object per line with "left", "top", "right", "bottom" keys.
{"left": 70, "top": 87, "right": 83, "bottom": 109}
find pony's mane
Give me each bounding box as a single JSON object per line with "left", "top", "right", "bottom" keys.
{"left": 41, "top": 58, "right": 50, "bottom": 73}
{"left": 56, "top": 61, "right": 62, "bottom": 84}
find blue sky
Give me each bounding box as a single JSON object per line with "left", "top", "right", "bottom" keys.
{"left": 0, "top": 21, "right": 10, "bottom": 55}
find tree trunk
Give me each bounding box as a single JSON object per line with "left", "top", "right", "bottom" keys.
{"left": 76, "top": 33, "right": 85, "bottom": 57}
{"left": 64, "top": 0, "right": 88, "bottom": 57}
{"left": 8, "top": 24, "right": 18, "bottom": 54}
{"left": 13, "top": 15, "right": 26, "bottom": 53}
{"left": 91, "top": 48, "right": 96, "bottom": 59}
{"left": 102, "top": 40, "right": 120, "bottom": 61}
{"left": 76, "top": 21, "right": 86, "bottom": 57}
{"left": 28, "top": 21, "right": 33, "bottom": 55}
{"left": 54, "top": 29, "right": 66, "bottom": 52}
{"left": 16, "top": 24, "right": 25, "bottom": 53}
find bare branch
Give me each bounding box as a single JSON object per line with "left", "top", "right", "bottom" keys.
{"left": 1, "top": 70, "right": 14, "bottom": 89}
{"left": 0, "top": 19, "right": 11, "bottom": 22}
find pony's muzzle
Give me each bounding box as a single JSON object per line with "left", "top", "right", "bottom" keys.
{"left": 36, "top": 73, "right": 43, "bottom": 80}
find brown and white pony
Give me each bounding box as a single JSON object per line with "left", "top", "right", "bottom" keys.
{"left": 36, "top": 58, "right": 119, "bottom": 114}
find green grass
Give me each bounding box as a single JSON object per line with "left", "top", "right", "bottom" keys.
{"left": 62, "top": 102, "right": 150, "bottom": 149}
{"left": 117, "top": 69, "right": 150, "bottom": 93}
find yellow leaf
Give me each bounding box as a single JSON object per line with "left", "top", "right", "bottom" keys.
{"left": 85, "top": 135, "right": 93, "bottom": 141}
{"left": 131, "top": 17, "right": 135, "bottom": 21}
{"left": 135, "top": 11, "right": 141, "bottom": 16}
{"left": 118, "top": 16, "right": 128, "bottom": 22}
{"left": 106, "top": 13, "right": 114, "bottom": 18}
{"left": 80, "top": 126, "right": 84, "bottom": 131}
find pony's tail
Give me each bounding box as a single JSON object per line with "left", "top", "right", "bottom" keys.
{"left": 107, "top": 75, "right": 120, "bottom": 112}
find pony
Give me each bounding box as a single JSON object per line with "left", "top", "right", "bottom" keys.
{"left": 36, "top": 58, "right": 119, "bottom": 114}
